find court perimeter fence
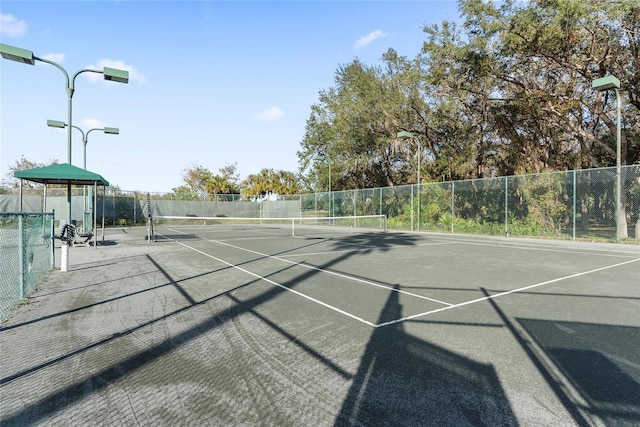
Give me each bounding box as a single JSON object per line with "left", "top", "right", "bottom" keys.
{"left": 1, "top": 165, "right": 639, "bottom": 242}
{"left": 1, "top": 166, "right": 639, "bottom": 323}
{"left": 0, "top": 212, "right": 54, "bottom": 323}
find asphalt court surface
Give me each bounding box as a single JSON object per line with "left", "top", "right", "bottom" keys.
{"left": 153, "top": 224, "right": 640, "bottom": 327}
{"left": 2, "top": 224, "right": 639, "bottom": 426}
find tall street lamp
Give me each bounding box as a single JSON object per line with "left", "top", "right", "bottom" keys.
{"left": 47, "top": 119, "right": 119, "bottom": 170}
{"left": 592, "top": 75, "right": 623, "bottom": 242}
{"left": 1, "top": 42, "right": 128, "bottom": 271}
{"left": 48, "top": 120, "right": 119, "bottom": 226}
{"left": 397, "top": 131, "right": 421, "bottom": 231}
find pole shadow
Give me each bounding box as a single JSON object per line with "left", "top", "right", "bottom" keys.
{"left": 517, "top": 319, "right": 640, "bottom": 425}
{"left": 335, "top": 285, "right": 518, "bottom": 426}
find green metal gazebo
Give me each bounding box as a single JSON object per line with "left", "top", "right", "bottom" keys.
{"left": 14, "top": 163, "right": 110, "bottom": 252}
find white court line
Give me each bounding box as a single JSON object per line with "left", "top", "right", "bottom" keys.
{"left": 375, "top": 258, "right": 640, "bottom": 328}
{"left": 212, "top": 239, "right": 453, "bottom": 306}
{"left": 161, "top": 236, "right": 377, "bottom": 327}
{"left": 281, "top": 241, "right": 455, "bottom": 259}
{"left": 429, "top": 237, "right": 640, "bottom": 259}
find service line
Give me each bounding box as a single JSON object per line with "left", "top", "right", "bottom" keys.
{"left": 375, "top": 258, "right": 640, "bottom": 327}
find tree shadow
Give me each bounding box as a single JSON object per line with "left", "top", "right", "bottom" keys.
{"left": 324, "top": 230, "right": 422, "bottom": 252}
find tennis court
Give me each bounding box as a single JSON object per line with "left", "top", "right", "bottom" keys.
{"left": 1, "top": 221, "right": 639, "bottom": 426}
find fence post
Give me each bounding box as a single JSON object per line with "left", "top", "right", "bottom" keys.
{"left": 353, "top": 190, "right": 356, "bottom": 227}
{"left": 504, "top": 176, "right": 509, "bottom": 237}
{"left": 18, "top": 214, "right": 26, "bottom": 298}
{"left": 411, "top": 185, "right": 414, "bottom": 231}
{"left": 51, "top": 210, "right": 56, "bottom": 269}
{"left": 417, "top": 183, "right": 421, "bottom": 232}
{"left": 451, "top": 182, "right": 455, "bottom": 234}
{"left": 572, "top": 170, "right": 576, "bottom": 241}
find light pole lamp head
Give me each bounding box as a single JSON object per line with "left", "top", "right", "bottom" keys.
{"left": 397, "top": 131, "right": 414, "bottom": 139}
{"left": 103, "top": 67, "right": 129, "bottom": 84}
{"left": 0, "top": 43, "right": 35, "bottom": 65}
{"left": 592, "top": 75, "right": 620, "bottom": 91}
{"left": 47, "top": 119, "right": 67, "bottom": 129}
{"left": 104, "top": 127, "right": 119, "bottom": 135}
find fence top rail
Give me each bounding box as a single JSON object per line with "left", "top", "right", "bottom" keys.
{"left": 0, "top": 212, "right": 55, "bottom": 216}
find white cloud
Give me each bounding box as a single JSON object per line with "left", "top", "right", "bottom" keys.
{"left": 0, "top": 13, "right": 27, "bottom": 38}
{"left": 354, "top": 29, "right": 389, "bottom": 50}
{"left": 40, "top": 52, "right": 66, "bottom": 63}
{"left": 84, "top": 59, "right": 147, "bottom": 85}
{"left": 257, "top": 106, "right": 284, "bottom": 122}
{"left": 78, "top": 118, "right": 105, "bottom": 130}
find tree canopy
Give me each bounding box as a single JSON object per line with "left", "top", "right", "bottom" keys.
{"left": 176, "top": 162, "right": 242, "bottom": 200}
{"left": 297, "top": 0, "right": 640, "bottom": 191}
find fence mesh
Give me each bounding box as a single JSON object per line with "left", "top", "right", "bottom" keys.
{"left": 300, "top": 166, "right": 640, "bottom": 241}
{"left": 1, "top": 165, "right": 639, "bottom": 243}
{"left": 0, "top": 212, "right": 54, "bottom": 323}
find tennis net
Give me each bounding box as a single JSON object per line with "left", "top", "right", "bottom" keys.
{"left": 150, "top": 214, "right": 387, "bottom": 241}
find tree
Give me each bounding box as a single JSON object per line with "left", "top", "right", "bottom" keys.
{"left": 2, "top": 156, "right": 59, "bottom": 193}
{"left": 298, "top": 57, "right": 423, "bottom": 190}
{"left": 181, "top": 164, "right": 212, "bottom": 199}
{"left": 298, "top": 0, "right": 638, "bottom": 193}
{"left": 180, "top": 163, "right": 241, "bottom": 200}
{"left": 241, "top": 168, "right": 299, "bottom": 197}
{"left": 167, "top": 185, "right": 199, "bottom": 201}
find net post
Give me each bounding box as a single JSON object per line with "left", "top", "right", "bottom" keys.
{"left": 291, "top": 218, "right": 295, "bottom": 237}
{"left": 146, "top": 193, "right": 154, "bottom": 243}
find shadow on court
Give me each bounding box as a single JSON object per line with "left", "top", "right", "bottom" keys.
{"left": 484, "top": 288, "right": 640, "bottom": 426}
{"left": 2, "top": 228, "right": 638, "bottom": 425}
{"left": 335, "top": 285, "right": 517, "bottom": 426}
{"left": 325, "top": 231, "right": 421, "bottom": 252}
{"left": 3, "top": 232, "right": 432, "bottom": 424}
{"left": 518, "top": 320, "right": 640, "bottom": 425}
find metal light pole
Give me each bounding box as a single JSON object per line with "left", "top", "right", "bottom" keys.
{"left": 592, "top": 75, "right": 622, "bottom": 242}
{"left": 397, "top": 131, "right": 421, "bottom": 231}
{"left": 47, "top": 120, "right": 119, "bottom": 222}
{"left": 2, "top": 43, "right": 128, "bottom": 271}
{"left": 47, "top": 120, "right": 120, "bottom": 170}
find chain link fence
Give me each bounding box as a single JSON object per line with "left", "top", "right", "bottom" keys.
{"left": 301, "top": 165, "right": 640, "bottom": 242}
{"left": 1, "top": 165, "right": 639, "bottom": 242}
{"left": 0, "top": 212, "right": 54, "bottom": 323}
{"left": 0, "top": 166, "right": 637, "bottom": 322}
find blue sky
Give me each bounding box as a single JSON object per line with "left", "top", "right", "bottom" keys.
{"left": 1, "top": 1, "right": 462, "bottom": 192}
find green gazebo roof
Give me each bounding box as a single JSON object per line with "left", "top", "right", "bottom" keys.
{"left": 13, "top": 163, "right": 110, "bottom": 186}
